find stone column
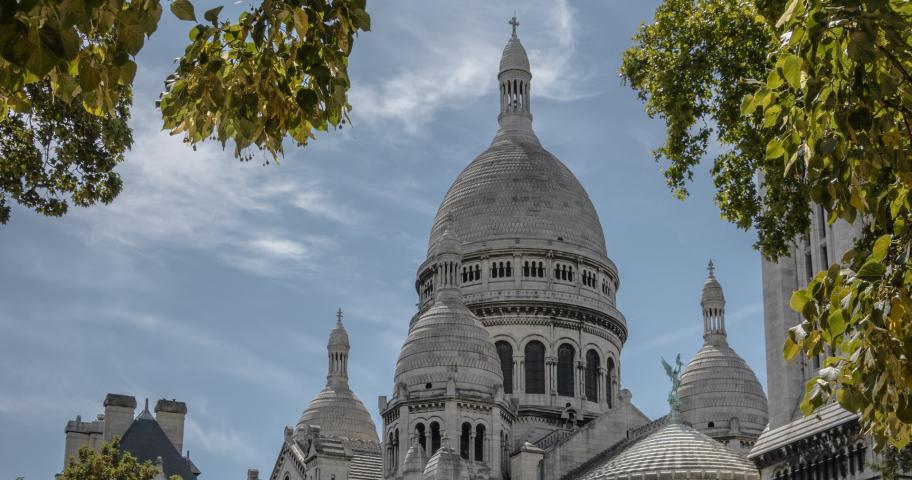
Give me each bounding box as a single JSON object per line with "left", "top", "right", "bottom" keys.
{"left": 491, "top": 408, "right": 502, "bottom": 476}
{"left": 514, "top": 253, "right": 521, "bottom": 288}
{"left": 546, "top": 357, "right": 557, "bottom": 397}
{"left": 514, "top": 354, "right": 524, "bottom": 393}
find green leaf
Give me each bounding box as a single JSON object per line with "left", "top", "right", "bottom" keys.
{"left": 766, "top": 138, "right": 785, "bottom": 160}
{"left": 828, "top": 309, "right": 846, "bottom": 337}
{"left": 790, "top": 289, "right": 812, "bottom": 315}
{"left": 170, "top": 0, "right": 197, "bottom": 22}
{"left": 204, "top": 6, "right": 223, "bottom": 24}
{"left": 837, "top": 388, "right": 862, "bottom": 412}
{"left": 293, "top": 8, "right": 309, "bottom": 37}
{"left": 847, "top": 31, "right": 877, "bottom": 63}
{"left": 776, "top": 0, "right": 800, "bottom": 28}
{"left": 781, "top": 54, "right": 802, "bottom": 90}
{"left": 856, "top": 260, "right": 886, "bottom": 282}
{"left": 872, "top": 235, "right": 891, "bottom": 262}
{"left": 784, "top": 336, "right": 802, "bottom": 360}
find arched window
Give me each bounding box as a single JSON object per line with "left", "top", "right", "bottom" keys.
{"left": 416, "top": 423, "right": 426, "bottom": 451}
{"left": 475, "top": 424, "right": 486, "bottom": 461}
{"left": 585, "top": 349, "right": 600, "bottom": 402}
{"left": 557, "top": 344, "right": 575, "bottom": 397}
{"left": 475, "top": 265, "right": 481, "bottom": 281}
{"left": 554, "top": 264, "right": 560, "bottom": 278}
{"left": 538, "top": 262, "right": 544, "bottom": 277}
{"left": 506, "top": 261, "right": 512, "bottom": 277}
{"left": 460, "top": 422, "right": 471, "bottom": 459}
{"left": 568, "top": 266, "right": 574, "bottom": 282}
{"left": 523, "top": 261, "right": 530, "bottom": 277}
{"left": 498, "top": 262, "right": 505, "bottom": 277}
{"left": 607, "top": 357, "right": 616, "bottom": 408}
{"left": 491, "top": 263, "right": 497, "bottom": 278}
{"left": 431, "top": 421, "right": 441, "bottom": 454}
{"left": 525, "top": 341, "right": 546, "bottom": 394}
{"left": 496, "top": 341, "right": 514, "bottom": 394}
{"left": 462, "top": 267, "right": 467, "bottom": 283}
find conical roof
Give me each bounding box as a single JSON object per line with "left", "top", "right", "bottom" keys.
{"left": 578, "top": 422, "right": 760, "bottom": 480}
{"left": 421, "top": 445, "right": 469, "bottom": 480}
{"left": 499, "top": 37, "right": 530, "bottom": 72}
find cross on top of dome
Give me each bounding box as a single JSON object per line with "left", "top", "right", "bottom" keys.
{"left": 336, "top": 307, "right": 343, "bottom": 324}
{"left": 707, "top": 259, "right": 715, "bottom": 277}
{"left": 509, "top": 15, "right": 519, "bottom": 37}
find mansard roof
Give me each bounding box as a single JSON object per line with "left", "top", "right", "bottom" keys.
{"left": 748, "top": 402, "right": 857, "bottom": 460}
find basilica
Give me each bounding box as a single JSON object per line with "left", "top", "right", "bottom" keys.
{"left": 61, "top": 17, "right": 894, "bottom": 480}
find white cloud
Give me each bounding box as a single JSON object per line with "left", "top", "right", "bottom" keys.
{"left": 349, "top": 0, "right": 587, "bottom": 129}
{"left": 185, "top": 417, "right": 261, "bottom": 463}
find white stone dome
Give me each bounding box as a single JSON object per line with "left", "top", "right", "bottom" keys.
{"left": 678, "top": 342, "right": 769, "bottom": 437}
{"left": 578, "top": 422, "right": 760, "bottom": 480}
{"left": 427, "top": 133, "right": 608, "bottom": 259}
{"left": 499, "top": 36, "right": 530, "bottom": 72}
{"left": 394, "top": 296, "right": 503, "bottom": 398}
{"left": 296, "top": 384, "right": 379, "bottom": 443}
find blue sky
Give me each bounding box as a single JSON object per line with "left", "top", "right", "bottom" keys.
{"left": 0, "top": 1, "right": 769, "bottom": 479}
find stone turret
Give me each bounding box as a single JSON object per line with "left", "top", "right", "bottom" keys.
{"left": 701, "top": 260, "right": 726, "bottom": 345}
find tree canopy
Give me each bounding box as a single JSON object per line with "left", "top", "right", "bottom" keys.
{"left": 623, "top": 0, "right": 912, "bottom": 450}
{"left": 0, "top": 0, "right": 370, "bottom": 223}
{"left": 60, "top": 438, "right": 178, "bottom": 480}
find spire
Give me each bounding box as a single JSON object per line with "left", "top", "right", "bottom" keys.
{"left": 137, "top": 398, "right": 154, "bottom": 420}
{"left": 326, "top": 309, "right": 350, "bottom": 387}
{"left": 701, "top": 260, "right": 727, "bottom": 344}
{"left": 497, "top": 16, "right": 534, "bottom": 135}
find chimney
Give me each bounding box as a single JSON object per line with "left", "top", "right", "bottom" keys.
{"left": 154, "top": 398, "right": 187, "bottom": 453}
{"left": 103, "top": 394, "right": 137, "bottom": 443}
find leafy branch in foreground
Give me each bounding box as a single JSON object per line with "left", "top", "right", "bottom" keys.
{"left": 623, "top": 0, "right": 912, "bottom": 450}
{"left": 0, "top": 0, "right": 370, "bottom": 223}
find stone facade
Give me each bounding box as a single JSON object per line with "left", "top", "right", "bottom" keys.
{"left": 412, "top": 18, "right": 625, "bottom": 456}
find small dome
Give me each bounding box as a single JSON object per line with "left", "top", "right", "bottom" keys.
{"left": 394, "top": 296, "right": 503, "bottom": 398}
{"left": 701, "top": 261, "right": 724, "bottom": 305}
{"left": 296, "top": 384, "right": 379, "bottom": 443}
{"left": 422, "top": 446, "right": 469, "bottom": 480}
{"left": 328, "top": 322, "right": 349, "bottom": 350}
{"left": 678, "top": 343, "right": 769, "bottom": 437}
{"left": 499, "top": 36, "right": 530, "bottom": 73}
{"left": 578, "top": 423, "right": 760, "bottom": 480}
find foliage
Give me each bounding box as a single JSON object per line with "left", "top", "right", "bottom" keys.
{"left": 0, "top": 0, "right": 369, "bottom": 222}
{"left": 60, "top": 438, "right": 175, "bottom": 480}
{"left": 623, "top": 0, "right": 912, "bottom": 450}
{"left": 159, "top": 0, "right": 371, "bottom": 159}
{"left": 0, "top": 81, "right": 132, "bottom": 224}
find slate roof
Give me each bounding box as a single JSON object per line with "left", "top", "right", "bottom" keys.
{"left": 748, "top": 402, "right": 857, "bottom": 459}
{"left": 120, "top": 416, "right": 198, "bottom": 480}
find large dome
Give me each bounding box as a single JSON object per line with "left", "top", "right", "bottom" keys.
{"left": 427, "top": 133, "right": 607, "bottom": 259}
{"left": 296, "top": 384, "right": 379, "bottom": 443}
{"left": 678, "top": 342, "right": 769, "bottom": 437}
{"left": 578, "top": 422, "right": 760, "bottom": 480}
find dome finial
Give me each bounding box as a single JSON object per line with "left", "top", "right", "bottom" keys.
{"left": 509, "top": 14, "right": 519, "bottom": 38}
{"left": 701, "top": 261, "right": 727, "bottom": 344}
{"left": 336, "top": 307, "right": 343, "bottom": 324}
